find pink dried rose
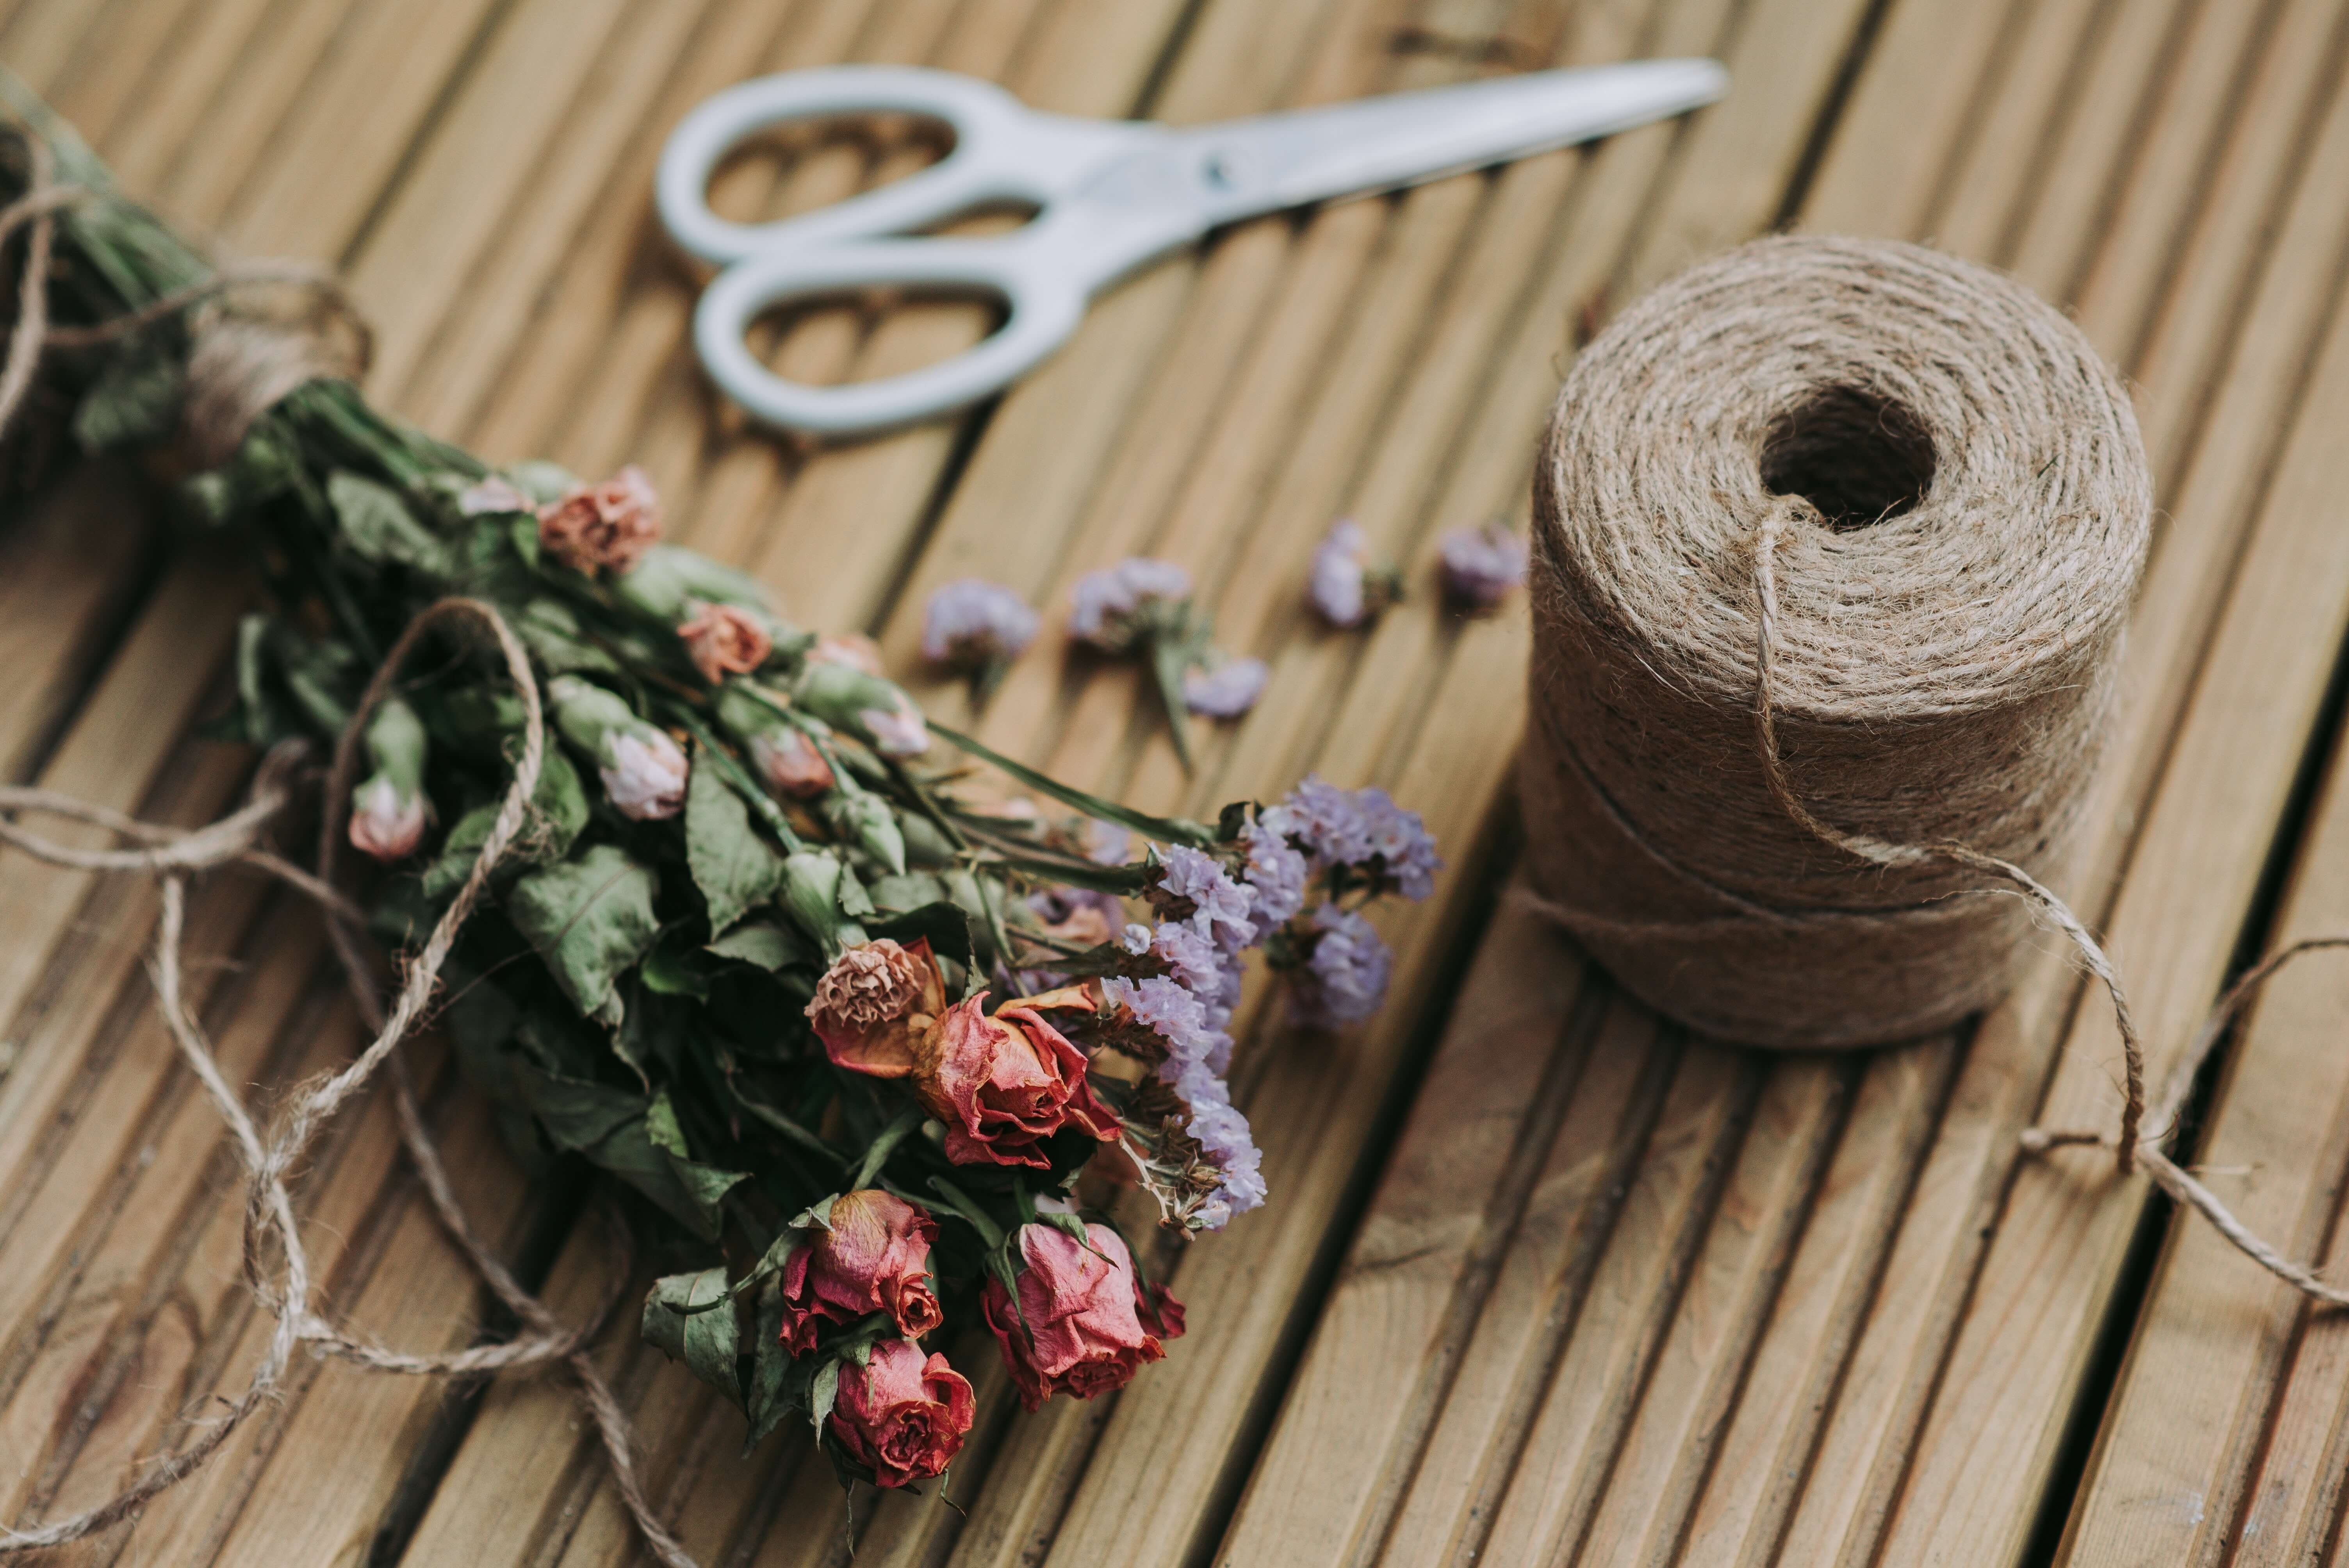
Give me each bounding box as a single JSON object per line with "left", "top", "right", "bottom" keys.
{"left": 601, "top": 728, "right": 688, "bottom": 820}
{"left": 910, "top": 985, "right": 1120, "bottom": 1168}
{"left": 347, "top": 775, "right": 426, "bottom": 861}
{"left": 861, "top": 691, "right": 930, "bottom": 757}
{"left": 749, "top": 725, "right": 834, "bottom": 798}
{"left": 980, "top": 1221, "right": 1185, "bottom": 1410}
{"left": 677, "top": 599, "right": 772, "bottom": 684}
{"left": 825, "top": 1337, "right": 974, "bottom": 1489}
{"left": 537, "top": 464, "right": 662, "bottom": 576}
{"left": 779, "top": 1189, "right": 944, "bottom": 1354}
{"left": 806, "top": 938, "right": 948, "bottom": 1078}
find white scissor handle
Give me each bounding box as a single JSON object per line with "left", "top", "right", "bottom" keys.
{"left": 693, "top": 235, "right": 1085, "bottom": 435}
{"left": 657, "top": 65, "right": 1066, "bottom": 264}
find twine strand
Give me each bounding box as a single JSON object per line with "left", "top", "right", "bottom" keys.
{"left": 0, "top": 600, "right": 699, "bottom": 1566}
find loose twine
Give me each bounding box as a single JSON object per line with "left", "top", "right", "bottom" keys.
{"left": 1522, "top": 235, "right": 2349, "bottom": 1308}
{"left": 0, "top": 135, "right": 708, "bottom": 1563}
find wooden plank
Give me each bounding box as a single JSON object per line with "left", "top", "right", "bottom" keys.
{"left": 1223, "top": 0, "right": 2349, "bottom": 1563}
{"left": 2058, "top": 273, "right": 2349, "bottom": 1565}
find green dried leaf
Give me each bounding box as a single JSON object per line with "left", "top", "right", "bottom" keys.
{"left": 642, "top": 1268, "right": 743, "bottom": 1409}
{"left": 514, "top": 597, "right": 619, "bottom": 675}
{"left": 745, "top": 1278, "right": 797, "bottom": 1450}
{"left": 648, "top": 1089, "right": 751, "bottom": 1237}
{"left": 327, "top": 470, "right": 451, "bottom": 577}
{"left": 705, "top": 921, "right": 810, "bottom": 971}
{"left": 640, "top": 940, "right": 711, "bottom": 1000}
{"left": 809, "top": 1358, "right": 841, "bottom": 1436}
{"left": 518, "top": 1067, "right": 740, "bottom": 1239}
{"left": 505, "top": 844, "right": 661, "bottom": 1024}
{"left": 928, "top": 722, "right": 1214, "bottom": 846}
{"left": 686, "top": 741, "right": 787, "bottom": 936}
{"left": 868, "top": 871, "right": 950, "bottom": 913}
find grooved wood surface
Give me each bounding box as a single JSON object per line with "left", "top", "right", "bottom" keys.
{"left": 2, "top": 2, "right": 2346, "bottom": 1564}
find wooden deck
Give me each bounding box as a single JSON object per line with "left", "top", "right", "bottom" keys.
{"left": 3, "top": 0, "right": 2348, "bottom": 1563}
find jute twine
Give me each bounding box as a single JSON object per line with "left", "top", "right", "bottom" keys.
{"left": 1522, "top": 233, "right": 2349, "bottom": 1308}
{"left": 0, "top": 135, "right": 708, "bottom": 1564}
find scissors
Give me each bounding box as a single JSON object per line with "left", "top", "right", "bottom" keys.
{"left": 657, "top": 59, "right": 1727, "bottom": 436}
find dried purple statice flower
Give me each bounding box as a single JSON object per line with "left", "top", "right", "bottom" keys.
{"left": 1182, "top": 656, "right": 1267, "bottom": 717}
{"left": 1290, "top": 902, "right": 1393, "bottom": 1028}
{"left": 1083, "top": 818, "right": 1132, "bottom": 866}
{"left": 1069, "top": 557, "right": 1193, "bottom": 650}
{"left": 1438, "top": 519, "right": 1529, "bottom": 609}
{"left": 1274, "top": 774, "right": 1441, "bottom": 900}
{"left": 1171, "top": 1059, "right": 1266, "bottom": 1226}
{"left": 1154, "top": 845, "right": 1257, "bottom": 950}
{"left": 922, "top": 578, "right": 1039, "bottom": 672}
{"left": 1239, "top": 814, "right": 1310, "bottom": 932}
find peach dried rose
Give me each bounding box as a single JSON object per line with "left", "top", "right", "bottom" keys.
{"left": 805, "top": 938, "right": 946, "bottom": 1078}
{"left": 536, "top": 464, "right": 662, "bottom": 575}
{"left": 749, "top": 725, "right": 834, "bottom": 798}
{"left": 677, "top": 599, "right": 772, "bottom": 684}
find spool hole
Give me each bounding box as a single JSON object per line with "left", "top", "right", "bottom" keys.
{"left": 1759, "top": 384, "right": 1936, "bottom": 529}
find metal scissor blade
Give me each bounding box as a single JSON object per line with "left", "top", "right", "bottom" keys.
{"left": 1182, "top": 59, "right": 1726, "bottom": 219}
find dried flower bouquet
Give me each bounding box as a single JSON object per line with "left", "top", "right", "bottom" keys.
{"left": 0, "top": 85, "right": 1438, "bottom": 1502}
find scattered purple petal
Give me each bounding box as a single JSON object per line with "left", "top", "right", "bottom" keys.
{"left": 922, "top": 578, "right": 1039, "bottom": 666}
{"left": 1182, "top": 657, "right": 1267, "bottom": 718}
{"left": 1083, "top": 819, "right": 1132, "bottom": 865}
{"left": 1308, "top": 519, "right": 1369, "bottom": 627}
{"left": 1439, "top": 520, "right": 1529, "bottom": 609}
{"left": 1070, "top": 558, "right": 1193, "bottom": 647}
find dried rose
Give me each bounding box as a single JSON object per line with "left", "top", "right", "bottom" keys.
{"left": 348, "top": 775, "right": 426, "bottom": 861}
{"left": 749, "top": 725, "right": 834, "bottom": 798}
{"left": 600, "top": 729, "right": 688, "bottom": 820}
{"left": 537, "top": 464, "right": 662, "bottom": 575}
{"left": 677, "top": 599, "right": 772, "bottom": 684}
{"left": 779, "top": 1190, "right": 943, "bottom": 1354}
{"left": 805, "top": 938, "right": 947, "bottom": 1078}
{"left": 909, "top": 986, "right": 1119, "bottom": 1168}
{"left": 825, "top": 1338, "right": 974, "bottom": 1489}
{"left": 346, "top": 698, "right": 429, "bottom": 860}
{"left": 980, "top": 1221, "right": 1184, "bottom": 1410}
{"left": 548, "top": 674, "right": 688, "bottom": 821}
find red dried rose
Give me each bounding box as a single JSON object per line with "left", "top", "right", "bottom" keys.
{"left": 981, "top": 1221, "right": 1184, "bottom": 1411}
{"left": 779, "top": 1189, "right": 943, "bottom": 1354}
{"left": 909, "top": 986, "right": 1119, "bottom": 1168}
{"left": 825, "top": 1337, "right": 974, "bottom": 1488}
{"left": 805, "top": 938, "right": 947, "bottom": 1078}
{"left": 536, "top": 464, "right": 662, "bottom": 575}
{"left": 749, "top": 725, "right": 834, "bottom": 798}
{"left": 677, "top": 600, "right": 772, "bottom": 684}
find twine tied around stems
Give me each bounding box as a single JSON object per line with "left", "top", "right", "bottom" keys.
{"left": 0, "top": 127, "right": 706, "bottom": 1565}
{"left": 1521, "top": 235, "right": 2349, "bottom": 1310}
{"left": 0, "top": 127, "right": 371, "bottom": 474}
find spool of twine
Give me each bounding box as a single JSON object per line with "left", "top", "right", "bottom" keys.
{"left": 1521, "top": 235, "right": 2151, "bottom": 1049}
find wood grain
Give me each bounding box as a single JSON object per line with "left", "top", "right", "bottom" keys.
{"left": 3, "top": 0, "right": 2349, "bottom": 1562}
